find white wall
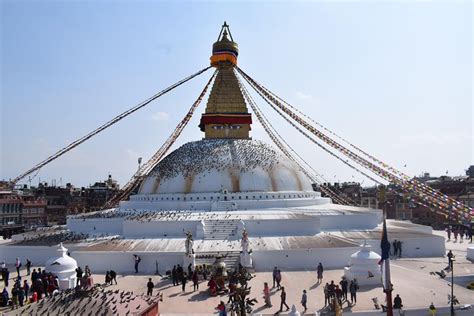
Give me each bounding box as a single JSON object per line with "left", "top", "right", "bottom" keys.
{"left": 252, "top": 247, "right": 359, "bottom": 271}
{"left": 244, "top": 218, "right": 320, "bottom": 237}
{"left": 0, "top": 244, "right": 82, "bottom": 265}
{"left": 71, "top": 251, "right": 183, "bottom": 274}
{"left": 67, "top": 218, "right": 123, "bottom": 235}
{"left": 320, "top": 213, "right": 380, "bottom": 231}
{"left": 364, "top": 235, "right": 445, "bottom": 257}
{"left": 122, "top": 220, "right": 199, "bottom": 238}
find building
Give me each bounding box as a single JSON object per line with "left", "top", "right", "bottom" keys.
{"left": 0, "top": 190, "right": 24, "bottom": 237}
{"left": 21, "top": 194, "right": 47, "bottom": 228}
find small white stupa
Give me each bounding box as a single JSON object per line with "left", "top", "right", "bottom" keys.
{"left": 344, "top": 240, "right": 382, "bottom": 286}
{"left": 467, "top": 246, "right": 474, "bottom": 261}
{"left": 45, "top": 243, "right": 78, "bottom": 290}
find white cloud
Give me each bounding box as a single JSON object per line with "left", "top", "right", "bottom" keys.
{"left": 151, "top": 111, "right": 170, "bottom": 121}
{"left": 296, "top": 91, "right": 312, "bottom": 100}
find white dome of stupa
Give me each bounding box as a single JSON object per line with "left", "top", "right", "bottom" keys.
{"left": 45, "top": 243, "right": 78, "bottom": 289}
{"left": 139, "top": 139, "right": 313, "bottom": 194}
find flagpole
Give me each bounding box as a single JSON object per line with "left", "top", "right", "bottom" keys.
{"left": 381, "top": 216, "right": 394, "bottom": 316}
{"left": 384, "top": 259, "right": 394, "bottom": 316}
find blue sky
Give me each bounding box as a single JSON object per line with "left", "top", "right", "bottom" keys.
{"left": 1, "top": 1, "right": 472, "bottom": 187}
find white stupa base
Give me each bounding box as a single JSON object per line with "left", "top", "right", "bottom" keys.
{"left": 467, "top": 246, "right": 474, "bottom": 261}
{"left": 240, "top": 252, "right": 253, "bottom": 268}
{"left": 344, "top": 267, "right": 381, "bottom": 286}
{"left": 183, "top": 254, "right": 196, "bottom": 270}
{"left": 58, "top": 277, "right": 77, "bottom": 290}
{"left": 344, "top": 241, "right": 382, "bottom": 286}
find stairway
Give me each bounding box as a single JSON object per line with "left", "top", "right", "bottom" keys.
{"left": 203, "top": 219, "right": 240, "bottom": 240}
{"left": 194, "top": 251, "right": 241, "bottom": 270}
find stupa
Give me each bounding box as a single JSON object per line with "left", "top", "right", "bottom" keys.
{"left": 0, "top": 23, "right": 446, "bottom": 273}
{"left": 45, "top": 243, "right": 78, "bottom": 290}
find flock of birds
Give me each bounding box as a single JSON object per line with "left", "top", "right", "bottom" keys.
{"left": 17, "top": 231, "right": 90, "bottom": 246}
{"left": 16, "top": 287, "right": 155, "bottom": 315}
{"left": 75, "top": 209, "right": 245, "bottom": 223}
{"left": 148, "top": 139, "right": 285, "bottom": 183}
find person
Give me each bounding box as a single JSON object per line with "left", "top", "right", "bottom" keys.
{"left": 134, "top": 255, "right": 141, "bottom": 273}
{"left": 172, "top": 265, "right": 178, "bottom": 286}
{"left": 23, "top": 280, "right": 29, "bottom": 297}
{"left": 339, "top": 277, "right": 348, "bottom": 301}
{"left": 279, "top": 286, "right": 290, "bottom": 312}
{"left": 216, "top": 300, "right": 227, "bottom": 316}
{"left": 176, "top": 264, "right": 183, "bottom": 282}
{"left": 272, "top": 267, "right": 278, "bottom": 288}
{"left": 25, "top": 259, "right": 31, "bottom": 276}
{"left": 446, "top": 226, "right": 451, "bottom": 241}
{"left": 429, "top": 302, "right": 436, "bottom": 316}
{"left": 147, "top": 278, "right": 154, "bottom": 296}
{"left": 335, "top": 285, "right": 343, "bottom": 305}
{"left": 192, "top": 270, "right": 199, "bottom": 291}
{"left": 317, "top": 262, "right": 324, "bottom": 282}
{"left": 15, "top": 258, "right": 21, "bottom": 277}
{"left": 1, "top": 287, "right": 8, "bottom": 307}
{"left": 324, "top": 282, "right": 330, "bottom": 306}
{"left": 181, "top": 272, "right": 187, "bottom": 292}
{"left": 75, "top": 267, "right": 83, "bottom": 285}
{"left": 275, "top": 269, "right": 282, "bottom": 290}
{"left": 11, "top": 285, "right": 19, "bottom": 310}
{"left": 447, "top": 250, "right": 455, "bottom": 269}
{"left": 393, "top": 294, "right": 402, "bottom": 309}
{"left": 187, "top": 263, "right": 193, "bottom": 280}
{"left": 263, "top": 282, "right": 271, "bottom": 307}
{"left": 301, "top": 289, "right": 307, "bottom": 313}
{"left": 208, "top": 277, "right": 217, "bottom": 296}
{"left": 18, "top": 285, "right": 25, "bottom": 307}
{"left": 84, "top": 265, "right": 91, "bottom": 277}
{"left": 397, "top": 240, "right": 402, "bottom": 258}
{"left": 105, "top": 271, "right": 111, "bottom": 285}
{"left": 110, "top": 270, "right": 117, "bottom": 285}
{"left": 349, "top": 280, "right": 357, "bottom": 304}
{"left": 392, "top": 240, "right": 398, "bottom": 257}
{"left": 3, "top": 268, "right": 9, "bottom": 287}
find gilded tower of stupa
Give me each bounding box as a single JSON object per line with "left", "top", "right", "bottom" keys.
{"left": 199, "top": 22, "right": 252, "bottom": 139}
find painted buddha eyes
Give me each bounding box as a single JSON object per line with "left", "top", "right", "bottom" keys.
{"left": 212, "top": 125, "right": 241, "bottom": 130}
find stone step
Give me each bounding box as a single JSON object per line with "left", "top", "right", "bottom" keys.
{"left": 194, "top": 251, "right": 241, "bottom": 269}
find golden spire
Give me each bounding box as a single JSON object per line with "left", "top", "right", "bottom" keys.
{"left": 200, "top": 23, "right": 252, "bottom": 139}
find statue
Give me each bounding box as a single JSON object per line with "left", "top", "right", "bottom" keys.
{"left": 184, "top": 230, "right": 193, "bottom": 255}
{"left": 240, "top": 228, "right": 253, "bottom": 268}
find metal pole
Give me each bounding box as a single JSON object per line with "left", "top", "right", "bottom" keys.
{"left": 451, "top": 260, "right": 454, "bottom": 316}
{"left": 385, "top": 259, "right": 394, "bottom": 316}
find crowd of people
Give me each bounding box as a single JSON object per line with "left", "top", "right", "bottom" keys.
{"left": 446, "top": 225, "right": 473, "bottom": 243}
{"left": 0, "top": 261, "right": 61, "bottom": 310}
